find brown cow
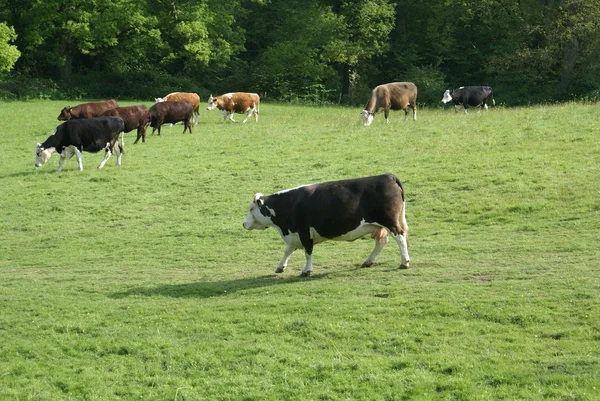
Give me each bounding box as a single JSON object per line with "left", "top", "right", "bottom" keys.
{"left": 148, "top": 101, "right": 193, "bottom": 136}
{"left": 360, "top": 82, "right": 417, "bottom": 126}
{"left": 57, "top": 99, "right": 119, "bottom": 121}
{"left": 102, "top": 105, "right": 150, "bottom": 144}
{"left": 155, "top": 92, "right": 200, "bottom": 125}
{"left": 206, "top": 92, "right": 260, "bottom": 123}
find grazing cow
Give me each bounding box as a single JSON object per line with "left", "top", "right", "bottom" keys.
{"left": 148, "top": 101, "right": 194, "bottom": 136}
{"left": 154, "top": 92, "right": 201, "bottom": 125}
{"left": 360, "top": 82, "right": 417, "bottom": 126}
{"left": 206, "top": 92, "right": 260, "bottom": 123}
{"left": 57, "top": 99, "right": 119, "bottom": 121}
{"left": 243, "top": 174, "right": 410, "bottom": 277}
{"left": 441, "top": 86, "right": 495, "bottom": 113}
{"left": 35, "top": 117, "right": 125, "bottom": 173}
{"left": 102, "top": 105, "right": 150, "bottom": 144}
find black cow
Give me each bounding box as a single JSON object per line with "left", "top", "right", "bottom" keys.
{"left": 35, "top": 116, "right": 125, "bottom": 173}
{"left": 442, "top": 86, "right": 495, "bottom": 113}
{"left": 242, "top": 174, "right": 410, "bottom": 276}
{"left": 148, "top": 100, "right": 194, "bottom": 136}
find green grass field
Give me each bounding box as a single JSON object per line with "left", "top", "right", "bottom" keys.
{"left": 1, "top": 100, "right": 599, "bottom": 400}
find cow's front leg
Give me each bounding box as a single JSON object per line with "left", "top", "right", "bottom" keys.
{"left": 98, "top": 144, "right": 112, "bottom": 169}
{"left": 275, "top": 243, "right": 296, "bottom": 273}
{"left": 361, "top": 234, "right": 389, "bottom": 268}
{"left": 229, "top": 113, "right": 237, "bottom": 123}
{"left": 384, "top": 108, "right": 390, "bottom": 124}
{"left": 298, "top": 228, "right": 314, "bottom": 277}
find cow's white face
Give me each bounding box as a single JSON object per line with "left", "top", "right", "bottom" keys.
{"left": 35, "top": 143, "right": 55, "bottom": 167}
{"left": 441, "top": 90, "right": 453, "bottom": 103}
{"left": 206, "top": 95, "right": 217, "bottom": 110}
{"left": 154, "top": 97, "right": 166, "bottom": 103}
{"left": 243, "top": 193, "right": 272, "bottom": 230}
{"left": 360, "top": 110, "right": 374, "bottom": 127}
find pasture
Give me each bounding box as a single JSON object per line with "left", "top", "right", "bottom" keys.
{"left": 0, "top": 100, "right": 599, "bottom": 401}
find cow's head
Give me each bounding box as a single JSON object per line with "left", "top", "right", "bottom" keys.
{"left": 154, "top": 97, "right": 166, "bottom": 103}
{"left": 360, "top": 110, "right": 374, "bottom": 127}
{"left": 206, "top": 95, "right": 218, "bottom": 111}
{"left": 35, "top": 143, "right": 56, "bottom": 167}
{"left": 441, "top": 90, "right": 453, "bottom": 104}
{"left": 243, "top": 193, "right": 273, "bottom": 230}
{"left": 57, "top": 106, "right": 72, "bottom": 121}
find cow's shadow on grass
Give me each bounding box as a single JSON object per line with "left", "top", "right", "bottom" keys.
{"left": 110, "top": 272, "right": 330, "bottom": 299}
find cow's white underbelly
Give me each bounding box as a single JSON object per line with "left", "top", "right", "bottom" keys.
{"left": 311, "top": 221, "right": 382, "bottom": 244}
{"left": 279, "top": 221, "right": 384, "bottom": 248}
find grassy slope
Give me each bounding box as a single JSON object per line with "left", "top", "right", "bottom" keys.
{"left": 0, "top": 100, "right": 599, "bottom": 400}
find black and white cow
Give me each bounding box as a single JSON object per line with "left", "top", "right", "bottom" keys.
{"left": 243, "top": 174, "right": 410, "bottom": 276}
{"left": 441, "top": 86, "right": 495, "bottom": 113}
{"left": 35, "top": 116, "right": 125, "bottom": 173}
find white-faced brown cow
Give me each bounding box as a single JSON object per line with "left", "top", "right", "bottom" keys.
{"left": 360, "top": 82, "right": 417, "bottom": 126}
{"left": 148, "top": 100, "right": 194, "bottom": 136}
{"left": 57, "top": 99, "right": 119, "bottom": 121}
{"left": 102, "top": 105, "right": 150, "bottom": 144}
{"left": 243, "top": 174, "right": 410, "bottom": 277}
{"left": 206, "top": 92, "right": 260, "bottom": 123}
{"left": 154, "top": 92, "right": 200, "bottom": 125}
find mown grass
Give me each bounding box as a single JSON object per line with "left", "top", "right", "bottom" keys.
{"left": 0, "top": 100, "right": 599, "bottom": 401}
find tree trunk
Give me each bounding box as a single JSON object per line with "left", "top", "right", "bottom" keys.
{"left": 60, "top": 51, "right": 73, "bottom": 83}
{"left": 560, "top": 38, "right": 577, "bottom": 93}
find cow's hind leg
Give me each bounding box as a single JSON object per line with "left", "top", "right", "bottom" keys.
{"left": 361, "top": 233, "right": 389, "bottom": 268}
{"left": 113, "top": 141, "right": 122, "bottom": 166}
{"left": 98, "top": 143, "right": 112, "bottom": 169}
{"left": 242, "top": 107, "right": 254, "bottom": 123}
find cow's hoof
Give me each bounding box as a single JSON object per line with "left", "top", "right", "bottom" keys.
{"left": 275, "top": 267, "right": 285, "bottom": 274}
{"left": 300, "top": 271, "right": 311, "bottom": 277}
{"left": 399, "top": 263, "right": 410, "bottom": 270}
{"left": 360, "top": 261, "right": 373, "bottom": 268}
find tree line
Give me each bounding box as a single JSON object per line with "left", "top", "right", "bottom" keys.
{"left": 1, "top": 0, "right": 599, "bottom": 106}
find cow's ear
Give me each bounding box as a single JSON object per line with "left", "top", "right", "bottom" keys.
{"left": 253, "top": 193, "right": 264, "bottom": 207}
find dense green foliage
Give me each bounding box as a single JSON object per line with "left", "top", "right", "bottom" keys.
{"left": 1, "top": 100, "right": 599, "bottom": 400}
{"left": 1, "top": 0, "right": 599, "bottom": 104}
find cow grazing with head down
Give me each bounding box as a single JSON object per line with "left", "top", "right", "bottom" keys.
{"left": 207, "top": 92, "right": 260, "bottom": 123}
{"left": 441, "top": 86, "right": 495, "bottom": 113}
{"left": 102, "top": 105, "right": 150, "bottom": 144}
{"left": 57, "top": 99, "right": 119, "bottom": 121}
{"left": 35, "top": 116, "right": 125, "bottom": 173}
{"left": 148, "top": 101, "right": 194, "bottom": 136}
{"left": 243, "top": 174, "right": 410, "bottom": 277}
{"left": 154, "top": 92, "right": 201, "bottom": 125}
{"left": 360, "top": 82, "right": 417, "bottom": 126}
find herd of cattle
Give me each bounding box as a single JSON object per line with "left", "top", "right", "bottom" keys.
{"left": 33, "top": 84, "right": 494, "bottom": 275}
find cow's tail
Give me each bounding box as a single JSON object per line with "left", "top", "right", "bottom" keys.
{"left": 393, "top": 174, "right": 409, "bottom": 244}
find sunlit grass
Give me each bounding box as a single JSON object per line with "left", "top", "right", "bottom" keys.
{"left": 0, "top": 100, "right": 599, "bottom": 400}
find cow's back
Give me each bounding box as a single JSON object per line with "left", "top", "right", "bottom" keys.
{"left": 76, "top": 99, "right": 119, "bottom": 118}
{"left": 164, "top": 92, "right": 200, "bottom": 112}
{"left": 103, "top": 105, "right": 149, "bottom": 132}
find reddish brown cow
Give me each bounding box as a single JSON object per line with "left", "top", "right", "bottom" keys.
{"left": 57, "top": 99, "right": 119, "bottom": 121}
{"left": 148, "top": 101, "right": 194, "bottom": 136}
{"left": 102, "top": 105, "right": 150, "bottom": 144}
{"left": 360, "top": 82, "right": 417, "bottom": 126}
{"left": 206, "top": 92, "right": 260, "bottom": 123}
{"left": 155, "top": 92, "right": 200, "bottom": 125}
